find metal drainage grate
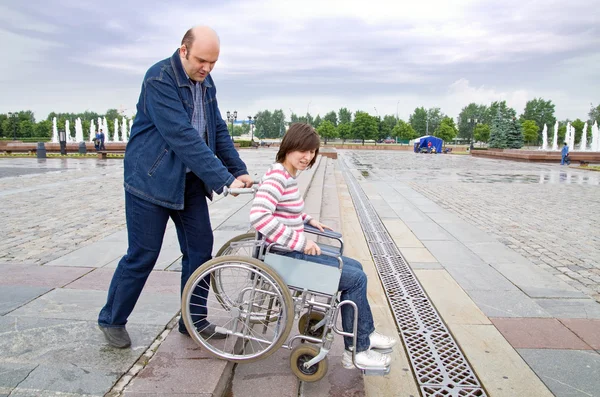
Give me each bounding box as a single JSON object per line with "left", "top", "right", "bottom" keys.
{"left": 341, "top": 163, "right": 487, "bottom": 397}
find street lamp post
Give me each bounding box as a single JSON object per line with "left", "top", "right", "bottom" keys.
{"left": 226, "top": 110, "right": 237, "bottom": 141}
{"left": 247, "top": 116, "right": 256, "bottom": 142}
{"left": 8, "top": 112, "right": 17, "bottom": 140}
{"left": 467, "top": 118, "right": 478, "bottom": 151}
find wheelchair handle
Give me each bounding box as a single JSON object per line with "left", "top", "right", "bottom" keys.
{"left": 222, "top": 179, "right": 261, "bottom": 197}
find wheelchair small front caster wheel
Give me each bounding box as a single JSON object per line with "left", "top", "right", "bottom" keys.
{"left": 290, "top": 344, "right": 328, "bottom": 382}
{"left": 298, "top": 311, "right": 325, "bottom": 338}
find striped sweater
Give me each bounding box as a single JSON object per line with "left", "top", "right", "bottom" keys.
{"left": 250, "top": 163, "right": 312, "bottom": 251}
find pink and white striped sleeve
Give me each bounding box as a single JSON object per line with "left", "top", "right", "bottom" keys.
{"left": 249, "top": 168, "right": 307, "bottom": 252}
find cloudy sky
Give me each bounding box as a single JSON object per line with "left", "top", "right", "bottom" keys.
{"left": 1, "top": 0, "right": 599, "bottom": 122}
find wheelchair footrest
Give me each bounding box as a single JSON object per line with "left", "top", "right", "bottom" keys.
{"left": 363, "top": 365, "right": 391, "bottom": 376}
{"left": 371, "top": 347, "right": 393, "bottom": 355}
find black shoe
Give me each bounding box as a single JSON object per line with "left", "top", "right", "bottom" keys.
{"left": 99, "top": 325, "right": 131, "bottom": 348}
{"left": 179, "top": 323, "right": 227, "bottom": 339}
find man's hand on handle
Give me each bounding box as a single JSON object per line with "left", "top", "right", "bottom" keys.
{"left": 236, "top": 174, "right": 254, "bottom": 188}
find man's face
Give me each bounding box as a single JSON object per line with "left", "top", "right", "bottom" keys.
{"left": 180, "top": 39, "right": 219, "bottom": 83}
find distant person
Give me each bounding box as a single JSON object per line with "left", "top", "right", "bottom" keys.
{"left": 427, "top": 141, "right": 432, "bottom": 153}
{"left": 97, "top": 25, "right": 251, "bottom": 348}
{"left": 561, "top": 142, "right": 569, "bottom": 165}
{"left": 99, "top": 129, "right": 106, "bottom": 150}
{"left": 93, "top": 131, "right": 101, "bottom": 151}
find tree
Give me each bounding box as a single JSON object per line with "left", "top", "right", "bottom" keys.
{"left": 105, "top": 109, "right": 121, "bottom": 121}
{"left": 519, "top": 98, "right": 556, "bottom": 142}
{"left": 317, "top": 120, "right": 337, "bottom": 144}
{"left": 427, "top": 107, "right": 445, "bottom": 135}
{"left": 558, "top": 123, "right": 567, "bottom": 143}
{"left": 521, "top": 120, "right": 539, "bottom": 145}
{"left": 488, "top": 101, "right": 517, "bottom": 123}
{"left": 338, "top": 107, "right": 352, "bottom": 124}
{"left": 313, "top": 115, "right": 322, "bottom": 129}
{"left": 323, "top": 111, "right": 338, "bottom": 127}
{"left": 473, "top": 123, "right": 491, "bottom": 144}
{"left": 380, "top": 115, "right": 397, "bottom": 139}
{"left": 489, "top": 109, "right": 508, "bottom": 149}
{"left": 458, "top": 103, "right": 488, "bottom": 139}
{"left": 35, "top": 120, "right": 52, "bottom": 138}
{"left": 409, "top": 107, "right": 428, "bottom": 135}
{"left": 506, "top": 118, "right": 524, "bottom": 149}
{"left": 571, "top": 118, "right": 585, "bottom": 145}
{"left": 392, "top": 120, "right": 417, "bottom": 142}
{"left": 337, "top": 123, "right": 352, "bottom": 143}
{"left": 434, "top": 117, "right": 457, "bottom": 144}
{"left": 352, "top": 111, "right": 378, "bottom": 144}
{"left": 254, "top": 109, "right": 285, "bottom": 138}
{"left": 0, "top": 114, "right": 7, "bottom": 137}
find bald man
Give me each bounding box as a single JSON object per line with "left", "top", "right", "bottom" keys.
{"left": 98, "top": 26, "right": 251, "bottom": 348}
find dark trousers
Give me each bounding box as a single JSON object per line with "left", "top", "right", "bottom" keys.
{"left": 98, "top": 173, "right": 213, "bottom": 330}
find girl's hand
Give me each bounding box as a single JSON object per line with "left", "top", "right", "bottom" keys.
{"left": 304, "top": 240, "right": 321, "bottom": 256}
{"left": 308, "top": 219, "right": 331, "bottom": 232}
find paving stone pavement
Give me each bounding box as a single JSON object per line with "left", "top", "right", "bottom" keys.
{"left": 341, "top": 150, "right": 600, "bottom": 303}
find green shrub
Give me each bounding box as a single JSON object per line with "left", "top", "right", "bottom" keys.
{"left": 237, "top": 140, "right": 251, "bottom": 147}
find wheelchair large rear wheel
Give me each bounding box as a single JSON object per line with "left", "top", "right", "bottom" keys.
{"left": 182, "top": 255, "right": 294, "bottom": 363}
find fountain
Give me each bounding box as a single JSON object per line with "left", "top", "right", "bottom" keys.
{"left": 541, "top": 124, "right": 548, "bottom": 150}
{"left": 580, "top": 122, "right": 588, "bottom": 151}
{"left": 569, "top": 123, "right": 576, "bottom": 151}
{"left": 90, "top": 120, "right": 96, "bottom": 142}
{"left": 121, "top": 117, "right": 127, "bottom": 143}
{"left": 128, "top": 119, "right": 133, "bottom": 141}
{"left": 592, "top": 121, "right": 599, "bottom": 152}
{"left": 552, "top": 121, "right": 558, "bottom": 150}
{"left": 103, "top": 117, "right": 110, "bottom": 143}
{"left": 114, "top": 119, "right": 120, "bottom": 142}
{"left": 75, "top": 118, "right": 84, "bottom": 142}
{"left": 65, "top": 120, "right": 71, "bottom": 142}
{"left": 52, "top": 117, "right": 58, "bottom": 143}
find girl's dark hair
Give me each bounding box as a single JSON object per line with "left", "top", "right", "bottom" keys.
{"left": 276, "top": 123, "right": 320, "bottom": 168}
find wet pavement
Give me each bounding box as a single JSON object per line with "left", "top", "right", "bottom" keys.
{"left": 340, "top": 150, "right": 600, "bottom": 397}
{"left": 341, "top": 151, "right": 600, "bottom": 302}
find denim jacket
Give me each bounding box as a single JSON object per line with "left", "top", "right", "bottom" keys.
{"left": 124, "top": 49, "right": 247, "bottom": 210}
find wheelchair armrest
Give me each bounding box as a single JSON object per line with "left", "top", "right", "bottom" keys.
{"left": 304, "top": 224, "right": 342, "bottom": 240}
{"left": 267, "top": 243, "right": 340, "bottom": 259}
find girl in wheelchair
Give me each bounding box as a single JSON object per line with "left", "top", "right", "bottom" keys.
{"left": 249, "top": 123, "right": 397, "bottom": 369}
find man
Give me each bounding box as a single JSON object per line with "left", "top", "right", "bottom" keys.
{"left": 561, "top": 142, "right": 569, "bottom": 165}
{"left": 98, "top": 26, "right": 251, "bottom": 348}
{"left": 99, "top": 129, "right": 106, "bottom": 150}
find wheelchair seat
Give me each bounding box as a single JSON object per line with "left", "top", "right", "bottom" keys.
{"left": 263, "top": 252, "right": 341, "bottom": 296}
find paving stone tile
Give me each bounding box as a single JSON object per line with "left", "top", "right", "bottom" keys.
{"left": 491, "top": 318, "right": 592, "bottom": 350}
{"left": 534, "top": 298, "right": 600, "bottom": 319}
{"left": 124, "top": 351, "right": 230, "bottom": 396}
{"left": 44, "top": 241, "right": 126, "bottom": 268}
{"left": 0, "top": 264, "right": 92, "bottom": 288}
{"left": 400, "top": 247, "right": 438, "bottom": 263}
{"left": 467, "top": 289, "right": 551, "bottom": 318}
{"left": 0, "top": 317, "right": 163, "bottom": 371}
{"left": 0, "top": 285, "right": 51, "bottom": 315}
{"left": 422, "top": 240, "right": 486, "bottom": 266}
{"left": 443, "top": 263, "right": 518, "bottom": 292}
{"left": 63, "top": 268, "right": 180, "bottom": 295}
{"left": 0, "top": 363, "right": 38, "bottom": 396}
{"left": 232, "top": 348, "right": 298, "bottom": 397}
{"left": 559, "top": 319, "right": 600, "bottom": 350}
{"left": 490, "top": 262, "right": 586, "bottom": 298}
{"left": 402, "top": 220, "right": 457, "bottom": 241}
{"left": 8, "top": 363, "right": 118, "bottom": 397}
{"left": 518, "top": 349, "right": 600, "bottom": 397}
{"left": 7, "top": 288, "right": 179, "bottom": 325}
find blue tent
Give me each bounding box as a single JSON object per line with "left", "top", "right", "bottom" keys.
{"left": 413, "top": 135, "right": 443, "bottom": 153}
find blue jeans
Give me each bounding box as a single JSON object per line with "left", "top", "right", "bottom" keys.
{"left": 281, "top": 252, "right": 375, "bottom": 352}
{"left": 98, "top": 172, "right": 213, "bottom": 331}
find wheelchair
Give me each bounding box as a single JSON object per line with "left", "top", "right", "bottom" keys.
{"left": 180, "top": 186, "right": 392, "bottom": 382}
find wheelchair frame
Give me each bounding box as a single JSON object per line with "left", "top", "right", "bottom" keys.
{"left": 180, "top": 186, "right": 391, "bottom": 382}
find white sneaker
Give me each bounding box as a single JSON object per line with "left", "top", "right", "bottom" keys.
{"left": 342, "top": 349, "right": 391, "bottom": 369}
{"left": 369, "top": 331, "right": 397, "bottom": 350}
